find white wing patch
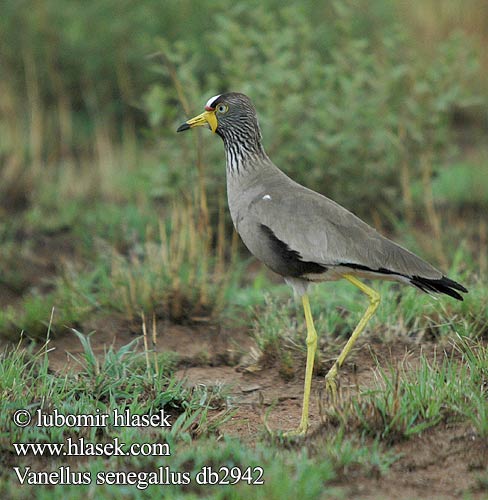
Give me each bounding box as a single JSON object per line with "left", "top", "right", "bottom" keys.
{"left": 262, "top": 194, "right": 272, "bottom": 201}
{"left": 205, "top": 94, "right": 221, "bottom": 109}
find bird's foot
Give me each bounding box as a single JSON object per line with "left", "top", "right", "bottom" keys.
{"left": 283, "top": 423, "right": 308, "bottom": 438}
{"left": 262, "top": 405, "right": 305, "bottom": 438}
{"left": 263, "top": 417, "right": 307, "bottom": 440}
{"left": 324, "top": 365, "right": 338, "bottom": 404}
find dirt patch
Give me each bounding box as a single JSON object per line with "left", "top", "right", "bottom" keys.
{"left": 356, "top": 423, "right": 487, "bottom": 499}
{"left": 175, "top": 336, "right": 486, "bottom": 499}
{"left": 176, "top": 338, "right": 441, "bottom": 438}
{"left": 47, "top": 315, "right": 254, "bottom": 372}
{"left": 179, "top": 364, "right": 308, "bottom": 438}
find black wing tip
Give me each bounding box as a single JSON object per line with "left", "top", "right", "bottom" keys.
{"left": 438, "top": 276, "right": 468, "bottom": 293}
{"left": 410, "top": 275, "right": 468, "bottom": 301}
{"left": 340, "top": 262, "right": 468, "bottom": 301}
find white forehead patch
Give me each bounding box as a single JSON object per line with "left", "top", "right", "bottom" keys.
{"left": 262, "top": 194, "right": 272, "bottom": 201}
{"left": 205, "top": 94, "right": 221, "bottom": 110}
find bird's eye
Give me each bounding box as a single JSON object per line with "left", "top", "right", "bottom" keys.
{"left": 217, "top": 104, "right": 228, "bottom": 114}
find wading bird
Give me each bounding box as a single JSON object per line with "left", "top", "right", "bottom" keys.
{"left": 177, "top": 92, "right": 467, "bottom": 435}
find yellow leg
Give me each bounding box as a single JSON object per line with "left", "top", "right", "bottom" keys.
{"left": 325, "top": 274, "right": 380, "bottom": 402}
{"left": 286, "top": 293, "right": 317, "bottom": 435}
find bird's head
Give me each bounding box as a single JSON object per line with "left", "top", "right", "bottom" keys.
{"left": 177, "top": 92, "right": 261, "bottom": 143}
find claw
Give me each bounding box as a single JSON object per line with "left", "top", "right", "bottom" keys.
{"left": 283, "top": 423, "right": 308, "bottom": 438}
{"left": 325, "top": 365, "right": 338, "bottom": 404}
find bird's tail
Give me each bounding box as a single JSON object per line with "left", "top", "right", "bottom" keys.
{"left": 410, "top": 275, "right": 468, "bottom": 301}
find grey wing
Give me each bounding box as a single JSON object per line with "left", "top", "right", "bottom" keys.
{"left": 246, "top": 184, "right": 443, "bottom": 280}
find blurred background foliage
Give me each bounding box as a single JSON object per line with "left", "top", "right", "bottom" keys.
{"left": 1, "top": 0, "right": 486, "bottom": 214}
{"left": 0, "top": 0, "right": 487, "bottom": 336}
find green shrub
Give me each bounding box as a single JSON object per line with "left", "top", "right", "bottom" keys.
{"left": 148, "top": 3, "right": 479, "bottom": 216}
{"left": 1, "top": 1, "right": 481, "bottom": 217}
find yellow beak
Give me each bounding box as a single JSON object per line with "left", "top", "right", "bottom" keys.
{"left": 176, "top": 110, "right": 218, "bottom": 133}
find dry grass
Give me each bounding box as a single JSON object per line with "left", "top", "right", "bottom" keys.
{"left": 109, "top": 198, "right": 239, "bottom": 323}
{"left": 399, "top": 0, "right": 488, "bottom": 93}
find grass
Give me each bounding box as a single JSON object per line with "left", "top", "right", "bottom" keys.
{"left": 0, "top": 169, "right": 486, "bottom": 497}
{"left": 0, "top": 331, "right": 228, "bottom": 447}
{"left": 0, "top": 434, "right": 395, "bottom": 499}
{"left": 338, "top": 339, "right": 488, "bottom": 441}
{"left": 250, "top": 266, "right": 486, "bottom": 378}
{"left": 0, "top": 331, "right": 401, "bottom": 499}
{"left": 0, "top": 303, "right": 485, "bottom": 498}
{"left": 430, "top": 162, "right": 488, "bottom": 208}
{"left": 0, "top": 187, "right": 244, "bottom": 338}
{"left": 103, "top": 203, "right": 241, "bottom": 323}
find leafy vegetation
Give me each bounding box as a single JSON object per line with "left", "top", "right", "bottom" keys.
{"left": 2, "top": 1, "right": 486, "bottom": 217}
{"left": 150, "top": 3, "right": 481, "bottom": 218}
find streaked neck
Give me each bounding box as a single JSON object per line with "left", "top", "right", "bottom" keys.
{"left": 223, "top": 136, "right": 269, "bottom": 176}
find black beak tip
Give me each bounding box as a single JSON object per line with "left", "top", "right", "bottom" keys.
{"left": 177, "top": 123, "right": 190, "bottom": 133}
